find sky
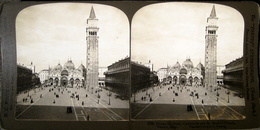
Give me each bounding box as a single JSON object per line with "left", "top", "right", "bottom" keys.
{"left": 16, "top": 3, "right": 129, "bottom": 73}
{"left": 131, "top": 2, "right": 244, "bottom": 71}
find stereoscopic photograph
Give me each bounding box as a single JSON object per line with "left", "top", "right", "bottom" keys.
{"left": 130, "top": 3, "right": 245, "bottom": 120}
{"left": 0, "top": 0, "right": 260, "bottom": 129}
{"left": 15, "top": 3, "right": 129, "bottom": 121}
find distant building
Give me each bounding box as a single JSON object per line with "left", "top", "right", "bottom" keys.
{"left": 157, "top": 68, "right": 167, "bottom": 82}
{"left": 26, "top": 62, "right": 36, "bottom": 74}
{"left": 104, "top": 57, "right": 130, "bottom": 99}
{"left": 222, "top": 57, "right": 243, "bottom": 89}
{"left": 38, "top": 69, "right": 49, "bottom": 84}
{"left": 98, "top": 67, "right": 107, "bottom": 86}
{"left": 217, "top": 65, "right": 225, "bottom": 85}
{"left": 143, "top": 60, "right": 153, "bottom": 72}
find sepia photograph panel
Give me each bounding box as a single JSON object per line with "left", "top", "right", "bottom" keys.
{"left": 131, "top": 2, "right": 245, "bottom": 120}
{"left": 15, "top": 3, "right": 130, "bottom": 121}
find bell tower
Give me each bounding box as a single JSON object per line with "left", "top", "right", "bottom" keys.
{"left": 86, "top": 6, "right": 99, "bottom": 91}
{"left": 204, "top": 5, "right": 218, "bottom": 89}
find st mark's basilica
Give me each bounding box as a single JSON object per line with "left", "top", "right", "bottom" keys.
{"left": 166, "top": 58, "right": 204, "bottom": 86}
{"left": 40, "top": 60, "right": 86, "bottom": 87}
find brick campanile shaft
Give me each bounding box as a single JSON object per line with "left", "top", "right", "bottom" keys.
{"left": 86, "top": 6, "right": 99, "bottom": 90}
{"left": 205, "top": 5, "right": 218, "bottom": 89}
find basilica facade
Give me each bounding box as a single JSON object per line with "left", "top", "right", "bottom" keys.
{"left": 166, "top": 58, "right": 204, "bottom": 86}
{"left": 40, "top": 60, "right": 86, "bottom": 87}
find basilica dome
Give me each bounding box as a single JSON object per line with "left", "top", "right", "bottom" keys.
{"left": 78, "top": 64, "right": 86, "bottom": 71}
{"left": 196, "top": 62, "right": 204, "bottom": 69}
{"left": 173, "top": 62, "right": 181, "bottom": 69}
{"left": 54, "top": 63, "right": 62, "bottom": 71}
{"left": 64, "top": 60, "right": 75, "bottom": 70}
{"left": 182, "top": 58, "right": 193, "bottom": 68}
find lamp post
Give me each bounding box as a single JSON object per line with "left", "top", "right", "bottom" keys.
{"left": 134, "top": 92, "right": 136, "bottom": 102}
{"left": 216, "top": 85, "right": 219, "bottom": 97}
{"left": 108, "top": 92, "right": 111, "bottom": 105}
{"left": 146, "top": 86, "right": 148, "bottom": 95}
{"left": 226, "top": 90, "right": 230, "bottom": 103}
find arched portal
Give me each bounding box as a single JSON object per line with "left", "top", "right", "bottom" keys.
{"left": 61, "top": 77, "right": 68, "bottom": 86}
{"left": 173, "top": 76, "right": 178, "bottom": 85}
{"left": 75, "top": 78, "right": 80, "bottom": 86}
{"left": 61, "top": 70, "right": 69, "bottom": 76}
{"left": 82, "top": 79, "right": 85, "bottom": 87}
{"left": 167, "top": 76, "right": 172, "bottom": 84}
{"left": 194, "top": 77, "right": 199, "bottom": 85}
{"left": 179, "top": 75, "right": 187, "bottom": 85}
{"left": 179, "top": 68, "right": 187, "bottom": 75}
{"left": 188, "top": 76, "right": 193, "bottom": 86}
{"left": 55, "top": 77, "right": 59, "bottom": 86}
{"left": 70, "top": 78, "right": 74, "bottom": 87}
{"left": 49, "top": 78, "right": 53, "bottom": 86}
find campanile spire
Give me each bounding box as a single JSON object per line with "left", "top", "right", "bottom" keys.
{"left": 209, "top": 5, "right": 217, "bottom": 18}
{"left": 89, "top": 6, "right": 96, "bottom": 19}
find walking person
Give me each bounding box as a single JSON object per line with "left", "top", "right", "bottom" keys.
{"left": 208, "top": 113, "right": 211, "bottom": 120}
{"left": 87, "top": 114, "right": 90, "bottom": 121}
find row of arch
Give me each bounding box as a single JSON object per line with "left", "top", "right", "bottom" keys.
{"left": 48, "top": 77, "right": 106, "bottom": 87}
{"left": 167, "top": 75, "right": 203, "bottom": 86}
{"left": 49, "top": 77, "right": 85, "bottom": 87}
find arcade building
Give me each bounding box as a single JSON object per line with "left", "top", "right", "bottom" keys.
{"left": 222, "top": 57, "right": 243, "bottom": 89}
{"left": 104, "top": 57, "right": 130, "bottom": 99}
